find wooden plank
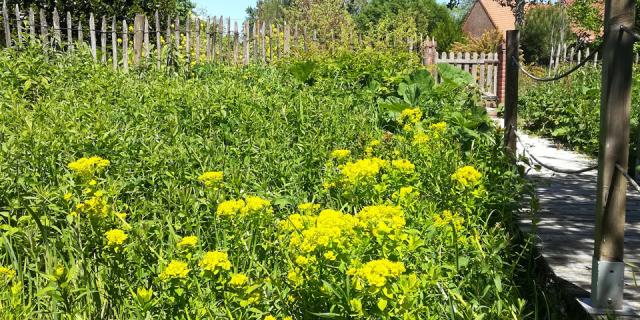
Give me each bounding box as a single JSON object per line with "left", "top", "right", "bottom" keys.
{"left": 569, "top": 47, "right": 575, "bottom": 64}
{"left": 77, "top": 19, "right": 82, "bottom": 47}
{"left": 2, "top": 0, "right": 10, "bottom": 47}
{"left": 66, "top": 11, "right": 72, "bottom": 50}
{"left": 275, "top": 24, "right": 280, "bottom": 59}
{"left": 268, "top": 22, "right": 273, "bottom": 62}
{"left": 122, "top": 19, "right": 128, "bottom": 72}
{"left": 479, "top": 52, "right": 486, "bottom": 92}
{"left": 577, "top": 49, "right": 582, "bottom": 65}
{"left": 261, "top": 21, "right": 266, "bottom": 63}
{"left": 174, "top": 16, "right": 179, "bottom": 50}
{"left": 492, "top": 53, "right": 498, "bottom": 96}
{"left": 293, "top": 24, "right": 298, "bottom": 51}
{"left": 303, "top": 26, "right": 308, "bottom": 52}
{"left": 195, "top": 17, "right": 200, "bottom": 63}
{"left": 253, "top": 20, "right": 259, "bottom": 62}
{"left": 243, "top": 21, "right": 249, "bottom": 65}
{"left": 89, "top": 13, "right": 96, "bottom": 60}
{"left": 133, "top": 14, "right": 144, "bottom": 65}
{"left": 504, "top": 30, "right": 519, "bottom": 155}
{"left": 464, "top": 52, "right": 470, "bottom": 73}
{"left": 205, "top": 17, "right": 211, "bottom": 62}
{"left": 101, "top": 16, "right": 107, "bottom": 63}
{"left": 211, "top": 16, "right": 217, "bottom": 62}
{"left": 155, "top": 11, "right": 161, "bottom": 68}
{"left": 226, "top": 17, "right": 230, "bottom": 62}
{"left": 111, "top": 17, "right": 117, "bottom": 70}
{"left": 284, "top": 22, "right": 290, "bottom": 55}
{"left": 185, "top": 15, "right": 190, "bottom": 63}
{"left": 218, "top": 16, "right": 224, "bottom": 62}
{"left": 471, "top": 52, "right": 478, "bottom": 84}
{"left": 144, "top": 16, "right": 150, "bottom": 59}
{"left": 165, "top": 15, "right": 171, "bottom": 52}
{"left": 39, "top": 8, "right": 47, "bottom": 45}
{"left": 52, "top": 8, "right": 61, "bottom": 46}
{"left": 28, "top": 8, "right": 34, "bottom": 42}
{"left": 233, "top": 21, "right": 238, "bottom": 64}
{"left": 14, "top": 4, "right": 22, "bottom": 43}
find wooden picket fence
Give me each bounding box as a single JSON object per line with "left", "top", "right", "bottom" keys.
{"left": 0, "top": 1, "right": 503, "bottom": 101}
{"left": 423, "top": 39, "right": 501, "bottom": 101}
{"left": 548, "top": 42, "right": 640, "bottom": 76}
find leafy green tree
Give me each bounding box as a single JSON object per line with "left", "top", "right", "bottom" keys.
{"left": 354, "top": 0, "right": 462, "bottom": 51}
{"left": 520, "top": 5, "right": 573, "bottom": 64}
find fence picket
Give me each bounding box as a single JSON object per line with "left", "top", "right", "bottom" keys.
{"left": 155, "top": 11, "right": 161, "bottom": 68}
{"left": 233, "top": 21, "right": 238, "bottom": 64}
{"left": 185, "top": 16, "right": 190, "bottom": 63}
{"left": 66, "top": 12, "right": 72, "bottom": 50}
{"left": 28, "top": 8, "right": 34, "bottom": 41}
{"left": 52, "top": 8, "right": 61, "bottom": 46}
{"left": 101, "top": 17, "right": 107, "bottom": 63}
{"left": 144, "top": 16, "right": 150, "bottom": 58}
{"left": 174, "top": 17, "right": 180, "bottom": 50}
{"left": 243, "top": 21, "right": 249, "bottom": 65}
{"left": 195, "top": 17, "right": 200, "bottom": 62}
{"left": 218, "top": 16, "right": 223, "bottom": 62}
{"left": 89, "top": 13, "right": 96, "bottom": 60}
{"left": 15, "top": 4, "right": 21, "bottom": 43}
{"left": 479, "top": 52, "right": 486, "bottom": 92}
{"left": 111, "top": 17, "right": 117, "bottom": 70}
{"left": 206, "top": 17, "right": 211, "bottom": 62}
{"left": 261, "top": 21, "right": 266, "bottom": 63}
{"left": 133, "top": 14, "right": 143, "bottom": 65}
{"left": 39, "top": 9, "right": 47, "bottom": 45}
{"left": 3, "top": 0, "right": 10, "bottom": 47}
{"left": 284, "top": 23, "right": 290, "bottom": 55}
{"left": 122, "top": 19, "right": 128, "bottom": 72}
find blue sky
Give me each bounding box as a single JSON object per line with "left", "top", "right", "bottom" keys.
{"left": 193, "top": 0, "right": 257, "bottom": 22}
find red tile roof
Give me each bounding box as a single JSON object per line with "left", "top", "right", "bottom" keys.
{"left": 477, "top": 0, "right": 516, "bottom": 34}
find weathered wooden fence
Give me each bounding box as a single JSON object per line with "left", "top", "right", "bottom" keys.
{"left": 548, "top": 42, "right": 640, "bottom": 75}
{"left": 423, "top": 39, "right": 501, "bottom": 101}
{"left": 0, "top": 1, "right": 505, "bottom": 101}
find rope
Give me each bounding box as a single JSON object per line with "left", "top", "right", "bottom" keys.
{"left": 515, "top": 132, "right": 598, "bottom": 174}
{"left": 513, "top": 42, "right": 603, "bottom": 82}
{"left": 615, "top": 164, "right": 640, "bottom": 194}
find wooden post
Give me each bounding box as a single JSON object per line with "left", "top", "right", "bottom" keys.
{"left": 591, "top": 0, "right": 636, "bottom": 310}
{"left": 122, "top": 20, "right": 128, "bottom": 72}
{"left": 243, "top": 21, "right": 249, "bottom": 65}
{"left": 261, "top": 21, "right": 266, "bottom": 63}
{"left": 233, "top": 21, "right": 238, "bottom": 64}
{"left": 133, "top": 14, "right": 144, "bottom": 65}
{"left": 111, "top": 17, "right": 117, "bottom": 70}
{"left": 195, "top": 17, "right": 200, "bottom": 63}
{"left": 227, "top": 17, "right": 231, "bottom": 62}
{"left": 77, "top": 19, "right": 82, "bottom": 46}
{"left": 15, "top": 4, "right": 22, "bottom": 43}
{"left": 39, "top": 8, "right": 47, "bottom": 45}
{"left": 165, "top": 15, "right": 171, "bottom": 52}
{"left": 504, "top": 30, "right": 519, "bottom": 157}
{"left": 28, "top": 8, "right": 35, "bottom": 42}
{"left": 211, "top": 16, "right": 217, "bottom": 62}
{"left": 52, "top": 8, "right": 61, "bottom": 46}
{"left": 66, "top": 12, "right": 72, "bottom": 51}
{"left": 144, "top": 16, "right": 150, "bottom": 59}
{"left": 2, "top": 0, "right": 10, "bottom": 47}
{"left": 174, "top": 17, "right": 180, "bottom": 50}
{"left": 218, "top": 16, "right": 224, "bottom": 62}
{"left": 185, "top": 15, "right": 190, "bottom": 63}
{"left": 89, "top": 13, "right": 96, "bottom": 60}
{"left": 253, "top": 20, "right": 259, "bottom": 62}
{"left": 101, "top": 16, "right": 107, "bottom": 63}
{"left": 206, "top": 17, "right": 211, "bottom": 62}
{"left": 284, "top": 23, "right": 290, "bottom": 56}
{"left": 268, "top": 22, "right": 273, "bottom": 62}
{"left": 155, "top": 11, "right": 161, "bottom": 68}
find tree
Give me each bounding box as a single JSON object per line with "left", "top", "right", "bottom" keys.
{"left": 520, "top": 5, "right": 573, "bottom": 64}
{"left": 354, "top": 0, "right": 462, "bottom": 51}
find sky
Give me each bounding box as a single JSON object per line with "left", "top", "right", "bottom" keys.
{"left": 193, "top": 0, "right": 257, "bottom": 22}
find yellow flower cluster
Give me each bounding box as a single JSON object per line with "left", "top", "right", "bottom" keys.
{"left": 0, "top": 266, "right": 16, "bottom": 284}
{"left": 349, "top": 259, "right": 406, "bottom": 289}
{"left": 391, "top": 159, "right": 415, "bottom": 173}
{"left": 340, "top": 158, "right": 387, "bottom": 184}
{"left": 199, "top": 251, "right": 232, "bottom": 274}
{"left": 393, "top": 186, "right": 419, "bottom": 202}
{"left": 330, "top": 149, "right": 351, "bottom": 160}
{"left": 68, "top": 156, "right": 110, "bottom": 178}
{"left": 216, "top": 196, "right": 272, "bottom": 217}
{"left": 73, "top": 190, "right": 110, "bottom": 219}
{"left": 177, "top": 236, "right": 198, "bottom": 249}
{"left": 198, "top": 171, "right": 224, "bottom": 188}
{"left": 429, "top": 121, "right": 447, "bottom": 132}
{"left": 412, "top": 131, "right": 430, "bottom": 145}
{"left": 433, "top": 210, "right": 464, "bottom": 231}
{"left": 135, "top": 287, "right": 153, "bottom": 303}
{"left": 159, "top": 260, "right": 190, "bottom": 281}
{"left": 229, "top": 273, "right": 249, "bottom": 287}
{"left": 451, "top": 165, "right": 482, "bottom": 187}
{"left": 297, "top": 202, "right": 320, "bottom": 213}
{"left": 284, "top": 209, "right": 358, "bottom": 254}
{"left": 356, "top": 205, "right": 405, "bottom": 236}
{"left": 104, "top": 229, "right": 128, "bottom": 246}
{"left": 399, "top": 108, "right": 422, "bottom": 124}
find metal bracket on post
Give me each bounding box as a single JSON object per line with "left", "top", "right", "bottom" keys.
{"left": 578, "top": 261, "right": 636, "bottom": 316}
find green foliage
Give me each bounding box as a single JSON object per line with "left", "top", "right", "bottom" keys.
{"left": 520, "top": 67, "right": 640, "bottom": 160}
{"left": 6, "top": 0, "right": 194, "bottom": 20}
{"left": 520, "top": 5, "right": 573, "bottom": 64}
{"left": 354, "top": 0, "right": 463, "bottom": 51}
{"left": 0, "top": 44, "right": 530, "bottom": 318}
